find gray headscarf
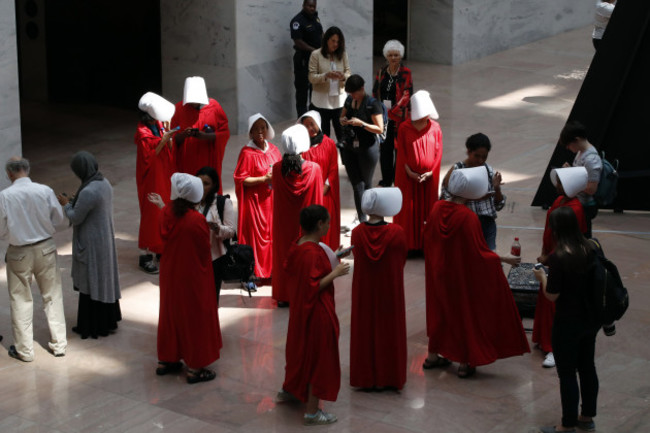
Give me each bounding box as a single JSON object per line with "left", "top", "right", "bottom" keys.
{"left": 70, "top": 151, "right": 104, "bottom": 206}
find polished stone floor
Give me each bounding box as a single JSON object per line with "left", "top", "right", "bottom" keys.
{"left": 1, "top": 26, "right": 649, "bottom": 432}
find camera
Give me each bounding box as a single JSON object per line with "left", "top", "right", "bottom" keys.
{"left": 342, "top": 124, "right": 356, "bottom": 141}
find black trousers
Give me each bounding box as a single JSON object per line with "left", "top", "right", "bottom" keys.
{"left": 583, "top": 203, "right": 598, "bottom": 239}
{"left": 293, "top": 51, "right": 311, "bottom": 117}
{"left": 310, "top": 104, "right": 342, "bottom": 142}
{"left": 552, "top": 317, "right": 600, "bottom": 428}
{"left": 212, "top": 255, "right": 229, "bottom": 306}
{"left": 340, "top": 140, "right": 379, "bottom": 221}
{"left": 379, "top": 120, "right": 397, "bottom": 186}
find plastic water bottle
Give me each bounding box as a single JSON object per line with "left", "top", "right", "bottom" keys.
{"left": 511, "top": 237, "right": 521, "bottom": 257}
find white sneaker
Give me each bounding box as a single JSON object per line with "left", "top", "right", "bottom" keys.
{"left": 542, "top": 352, "right": 556, "bottom": 368}
{"left": 341, "top": 217, "right": 359, "bottom": 233}
{"left": 304, "top": 409, "right": 337, "bottom": 426}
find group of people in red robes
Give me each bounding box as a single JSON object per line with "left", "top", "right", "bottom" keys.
{"left": 134, "top": 77, "right": 229, "bottom": 274}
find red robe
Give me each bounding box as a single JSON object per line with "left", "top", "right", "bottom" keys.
{"left": 350, "top": 222, "right": 408, "bottom": 389}
{"left": 303, "top": 135, "right": 341, "bottom": 250}
{"left": 394, "top": 119, "right": 443, "bottom": 250}
{"left": 171, "top": 99, "right": 229, "bottom": 192}
{"left": 134, "top": 121, "right": 175, "bottom": 253}
{"left": 282, "top": 241, "right": 340, "bottom": 402}
{"left": 424, "top": 201, "right": 529, "bottom": 366}
{"left": 272, "top": 161, "right": 323, "bottom": 302}
{"left": 233, "top": 143, "right": 282, "bottom": 278}
{"left": 157, "top": 206, "right": 222, "bottom": 369}
{"left": 532, "top": 196, "right": 587, "bottom": 352}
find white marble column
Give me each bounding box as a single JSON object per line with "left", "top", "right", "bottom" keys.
{"left": 161, "top": 0, "right": 373, "bottom": 134}
{"left": 410, "top": 0, "right": 595, "bottom": 65}
{"left": 0, "top": 0, "right": 23, "bottom": 189}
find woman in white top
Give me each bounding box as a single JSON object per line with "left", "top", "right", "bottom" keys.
{"left": 196, "top": 166, "right": 237, "bottom": 305}
{"left": 308, "top": 26, "right": 351, "bottom": 142}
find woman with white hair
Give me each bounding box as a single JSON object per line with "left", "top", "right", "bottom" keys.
{"left": 233, "top": 114, "right": 282, "bottom": 280}
{"left": 372, "top": 40, "right": 413, "bottom": 187}
{"left": 300, "top": 110, "right": 341, "bottom": 250}
{"left": 271, "top": 125, "right": 324, "bottom": 307}
{"left": 394, "top": 90, "right": 442, "bottom": 255}
{"left": 156, "top": 173, "right": 222, "bottom": 384}
{"left": 422, "top": 167, "right": 529, "bottom": 378}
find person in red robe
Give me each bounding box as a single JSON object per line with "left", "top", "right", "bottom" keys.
{"left": 300, "top": 110, "right": 341, "bottom": 251}
{"left": 350, "top": 187, "right": 408, "bottom": 390}
{"left": 156, "top": 173, "right": 222, "bottom": 384}
{"left": 279, "top": 205, "right": 350, "bottom": 426}
{"left": 171, "top": 76, "right": 230, "bottom": 192}
{"left": 233, "top": 114, "right": 281, "bottom": 279}
{"left": 534, "top": 167, "right": 588, "bottom": 369}
{"left": 423, "top": 167, "right": 529, "bottom": 378}
{"left": 272, "top": 125, "right": 324, "bottom": 306}
{"left": 135, "top": 92, "right": 177, "bottom": 274}
{"left": 394, "top": 90, "right": 443, "bottom": 253}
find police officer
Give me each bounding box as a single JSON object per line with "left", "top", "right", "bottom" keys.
{"left": 290, "top": 0, "right": 323, "bottom": 117}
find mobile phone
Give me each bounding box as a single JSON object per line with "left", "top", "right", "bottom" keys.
{"left": 336, "top": 245, "right": 354, "bottom": 257}
{"left": 534, "top": 263, "right": 548, "bottom": 274}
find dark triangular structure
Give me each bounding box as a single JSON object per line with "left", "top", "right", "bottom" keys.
{"left": 532, "top": 1, "right": 650, "bottom": 211}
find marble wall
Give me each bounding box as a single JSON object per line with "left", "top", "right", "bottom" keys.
{"left": 160, "top": 0, "right": 237, "bottom": 130}
{"left": 0, "top": 0, "right": 23, "bottom": 190}
{"left": 410, "top": 0, "right": 595, "bottom": 65}
{"left": 161, "top": 0, "right": 373, "bottom": 134}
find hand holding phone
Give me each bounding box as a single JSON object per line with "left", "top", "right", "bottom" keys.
{"left": 336, "top": 245, "right": 354, "bottom": 257}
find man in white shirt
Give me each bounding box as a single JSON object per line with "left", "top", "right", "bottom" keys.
{"left": 0, "top": 157, "right": 67, "bottom": 361}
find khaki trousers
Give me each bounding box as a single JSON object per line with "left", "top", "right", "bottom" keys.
{"left": 6, "top": 238, "right": 67, "bottom": 360}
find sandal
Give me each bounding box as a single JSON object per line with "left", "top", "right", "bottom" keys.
{"left": 156, "top": 361, "right": 183, "bottom": 376}
{"left": 457, "top": 364, "right": 476, "bottom": 378}
{"left": 423, "top": 356, "right": 451, "bottom": 370}
{"left": 187, "top": 368, "right": 216, "bottom": 384}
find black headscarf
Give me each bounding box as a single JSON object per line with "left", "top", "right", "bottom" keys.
{"left": 70, "top": 151, "right": 104, "bottom": 206}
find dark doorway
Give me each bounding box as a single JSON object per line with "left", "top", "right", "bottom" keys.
{"left": 373, "top": 0, "right": 408, "bottom": 58}
{"left": 15, "top": 0, "right": 162, "bottom": 108}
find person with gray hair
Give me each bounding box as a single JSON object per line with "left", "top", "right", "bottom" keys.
{"left": 372, "top": 39, "right": 413, "bottom": 187}
{"left": 0, "top": 156, "right": 67, "bottom": 361}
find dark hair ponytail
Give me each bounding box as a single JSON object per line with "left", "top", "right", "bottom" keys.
{"left": 172, "top": 198, "right": 194, "bottom": 217}
{"left": 549, "top": 206, "right": 593, "bottom": 270}
{"left": 281, "top": 154, "right": 303, "bottom": 177}
{"left": 195, "top": 166, "right": 220, "bottom": 215}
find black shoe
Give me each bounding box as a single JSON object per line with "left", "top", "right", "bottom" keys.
{"left": 8, "top": 345, "right": 29, "bottom": 362}
{"left": 139, "top": 259, "right": 159, "bottom": 274}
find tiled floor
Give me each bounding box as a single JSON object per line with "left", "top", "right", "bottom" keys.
{"left": 1, "top": 26, "right": 649, "bottom": 432}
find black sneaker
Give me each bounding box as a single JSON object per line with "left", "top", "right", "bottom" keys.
{"left": 140, "top": 258, "right": 159, "bottom": 274}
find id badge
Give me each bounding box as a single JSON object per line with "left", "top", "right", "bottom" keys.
{"left": 383, "top": 99, "right": 392, "bottom": 109}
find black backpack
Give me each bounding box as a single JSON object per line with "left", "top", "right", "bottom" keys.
{"left": 212, "top": 195, "right": 255, "bottom": 283}
{"left": 594, "top": 151, "right": 619, "bottom": 207}
{"left": 588, "top": 239, "right": 629, "bottom": 326}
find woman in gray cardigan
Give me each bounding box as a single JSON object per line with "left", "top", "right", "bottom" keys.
{"left": 58, "top": 151, "right": 121, "bottom": 339}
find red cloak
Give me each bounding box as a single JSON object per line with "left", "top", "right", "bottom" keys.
{"left": 171, "top": 99, "right": 229, "bottom": 192}
{"left": 157, "top": 206, "right": 222, "bottom": 369}
{"left": 533, "top": 196, "right": 587, "bottom": 353}
{"left": 134, "top": 122, "right": 175, "bottom": 253}
{"left": 271, "top": 160, "right": 323, "bottom": 302}
{"left": 303, "top": 135, "right": 341, "bottom": 250}
{"left": 233, "top": 143, "right": 282, "bottom": 278}
{"left": 424, "top": 201, "right": 529, "bottom": 366}
{"left": 394, "top": 119, "right": 443, "bottom": 250}
{"left": 350, "top": 222, "right": 408, "bottom": 389}
{"left": 282, "top": 241, "right": 340, "bottom": 402}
